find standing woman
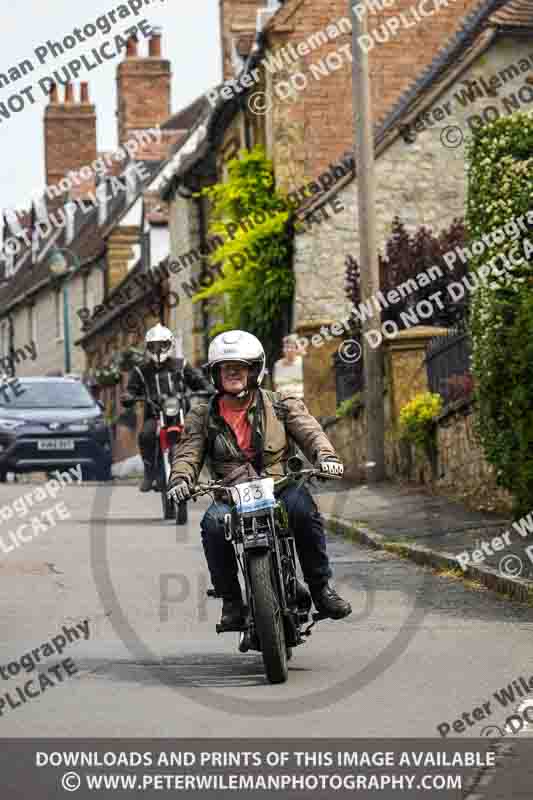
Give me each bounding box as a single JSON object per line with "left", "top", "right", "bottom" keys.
{"left": 272, "top": 334, "right": 305, "bottom": 399}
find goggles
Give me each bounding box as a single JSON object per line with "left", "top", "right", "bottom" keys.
{"left": 147, "top": 341, "right": 172, "bottom": 354}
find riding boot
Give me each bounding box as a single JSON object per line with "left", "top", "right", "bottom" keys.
{"left": 140, "top": 459, "right": 155, "bottom": 492}
{"left": 310, "top": 582, "right": 352, "bottom": 620}
{"left": 220, "top": 583, "right": 245, "bottom": 628}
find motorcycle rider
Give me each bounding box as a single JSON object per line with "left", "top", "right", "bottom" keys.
{"left": 167, "top": 330, "right": 352, "bottom": 627}
{"left": 121, "top": 323, "right": 213, "bottom": 492}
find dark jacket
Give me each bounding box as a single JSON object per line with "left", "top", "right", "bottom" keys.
{"left": 126, "top": 357, "right": 212, "bottom": 421}
{"left": 170, "top": 388, "right": 338, "bottom": 487}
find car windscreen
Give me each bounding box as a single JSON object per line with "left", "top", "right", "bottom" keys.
{"left": 0, "top": 381, "right": 96, "bottom": 409}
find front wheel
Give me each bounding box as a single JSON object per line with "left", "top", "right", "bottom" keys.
{"left": 248, "top": 552, "right": 288, "bottom": 685}
{"left": 176, "top": 500, "right": 188, "bottom": 525}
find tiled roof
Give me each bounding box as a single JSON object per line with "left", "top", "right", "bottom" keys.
{"left": 159, "top": 42, "right": 267, "bottom": 201}
{"left": 490, "top": 0, "right": 533, "bottom": 27}
{"left": 374, "top": 0, "right": 517, "bottom": 144}
{"left": 0, "top": 94, "right": 204, "bottom": 315}
{"left": 162, "top": 95, "right": 210, "bottom": 131}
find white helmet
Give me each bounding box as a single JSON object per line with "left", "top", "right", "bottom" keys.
{"left": 145, "top": 323, "right": 175, "bottom": 366}
{"left": 208, "top": 330, "right": 266, "bottom": 396}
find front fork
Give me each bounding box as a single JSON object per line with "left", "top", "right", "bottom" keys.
{"left": 159, "top": 408, "right": 185, "bottom": 487}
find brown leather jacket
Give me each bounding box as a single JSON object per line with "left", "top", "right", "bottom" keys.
{"left": 170, "top": 389, "right": 338, "bottom": 487}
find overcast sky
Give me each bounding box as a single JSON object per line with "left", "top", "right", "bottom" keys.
{"left": 0, "top": 0, "right": 221, "bottom": 216}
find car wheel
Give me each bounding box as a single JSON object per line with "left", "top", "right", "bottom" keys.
{"left": 0, "top": 470, "right": 7, "bottom": 483}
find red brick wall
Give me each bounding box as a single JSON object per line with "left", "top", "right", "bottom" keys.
{"left": 267, "top": 0, "right": 477, "bottom": 184}
{"left": 44, "top": 83, "right": 97, "bottom": 193}
{"left": 220, "top": 0, "right": 265, "bottom": 80}
{"left": 116, "top": 36, "right": 171, "bottom": 145}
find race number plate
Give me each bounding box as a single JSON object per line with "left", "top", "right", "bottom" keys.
{"left": 232, "top": 478, "right": 276, "bottom": 513}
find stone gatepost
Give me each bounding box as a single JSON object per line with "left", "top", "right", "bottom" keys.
{"left": 386, "top": 325, "right": 449, "bottom": 426}
{"left": 296, "top": 320, "right": 340, "bottom": 418}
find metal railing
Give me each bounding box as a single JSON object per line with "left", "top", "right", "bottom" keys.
{"left": 425, "top": 327, "right": 473, "bottom": 406}
{"left": 333, "top": 347, "right": 364, "bottom": 406}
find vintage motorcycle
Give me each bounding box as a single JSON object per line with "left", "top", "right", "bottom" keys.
{"left": 189, "top": 458, "right": 339, "bottom": 684}
{"left": 126, "top": 386, "right": 211, "bottom": 525}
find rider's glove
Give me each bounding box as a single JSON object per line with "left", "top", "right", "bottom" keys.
{"left": 167, "top": 477, "right": 191, "bottom": 503}
{"left": 319, "top": 457, "right": 344, "bottom": 478}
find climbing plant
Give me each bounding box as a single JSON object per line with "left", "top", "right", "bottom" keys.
{"left": 192, "top": 146, "right": 294, "bottom": 366}
{"left": 467, "top": 112, "right": 533, "bottom": 517}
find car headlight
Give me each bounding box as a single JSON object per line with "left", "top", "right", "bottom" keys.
{"left": 0, "top": 418, "right": 24, "bottom": 430}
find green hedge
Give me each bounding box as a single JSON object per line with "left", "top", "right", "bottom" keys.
{"left": 467, "top": 112, "right": 533, "bottom": 516}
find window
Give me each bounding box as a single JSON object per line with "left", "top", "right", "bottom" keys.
{"left": 55, "top": 291, "right": 64, "bottom": 340}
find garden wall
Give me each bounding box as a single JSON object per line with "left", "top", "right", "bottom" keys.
{"left": 324, "top": 326, "right": 513, "bottom": 513}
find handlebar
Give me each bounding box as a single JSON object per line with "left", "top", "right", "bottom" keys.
{"left": 189, "top": 468, "right": 339, "bottom": 502}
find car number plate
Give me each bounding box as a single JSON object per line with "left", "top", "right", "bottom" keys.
{"left": 231, "top": 478, "right": 276, "bottom": 513}
{"left": 38, "top": 439, "right": 75, "bottom": 451}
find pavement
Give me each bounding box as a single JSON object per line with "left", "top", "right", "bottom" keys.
{"left": 317, "top": 481, "right": 533, "bottom": 604}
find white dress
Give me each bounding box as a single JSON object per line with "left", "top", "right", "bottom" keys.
{"left": 272, "top": 356, "right": 304, "bottom": 399}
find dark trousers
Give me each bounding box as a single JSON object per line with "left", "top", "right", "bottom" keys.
{"left": 200, "top": 484, "right": 332, "bottom": 599}
{"left": 138, "top": 418, "right": 157, "bottom": 467}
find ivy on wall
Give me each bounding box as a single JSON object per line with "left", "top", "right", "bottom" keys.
{"left": 192, "top": 146, "right": 295, "bottom": 365}
{"left": 467, "top": 112, "right": 533, "bottom": 517}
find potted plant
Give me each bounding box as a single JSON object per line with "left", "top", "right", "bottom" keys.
{"left": 94, "top": 363, "right": 121, "bottom": 387}
{"left": 399, "top": 392, "right": 443, "bottom": 479}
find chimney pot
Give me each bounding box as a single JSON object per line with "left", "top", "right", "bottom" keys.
{"left": 80, "top": 82, "right": 90, "bottom": 103}
{"left": 65, "top": 83, "right": 74, "bottom": 103}
{"left": 149, "top": 29, "right": 162, "bottom": 57}
{"left": 49, "top": 83, "right": 59, "bottom": 104}
{"left": 126, "top": 35, "right": 138, "bottom": 57}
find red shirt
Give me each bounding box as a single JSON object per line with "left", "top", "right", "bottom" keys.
{"left": 219, "top": 395, "right": 255, "bottom": 460}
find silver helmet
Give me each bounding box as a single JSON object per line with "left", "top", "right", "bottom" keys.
{"left": 208, "top": 330, "right": 266, "bottom": 396}
{"left": 145, "top": 323, "right": 175, "bottom": 366}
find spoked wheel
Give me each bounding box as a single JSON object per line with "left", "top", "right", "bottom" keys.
{"left": 176, "top": 500, "right": 188, "bottom": 525}
{"left": 249, "top": 552, "right": 288, "bottom": 684}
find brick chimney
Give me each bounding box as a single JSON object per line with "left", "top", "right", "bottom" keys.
{"left": 219, "top": 0, "right": 266, "bottom": 81}
{"left": 44, "top": 82, "right": 98, "bottom": 199}
{"left": 116, "top": 28, "right": 171, "bottom": 146}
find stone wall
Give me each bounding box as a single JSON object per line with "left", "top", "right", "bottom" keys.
{"left": 289, "top": 36, "right": 533, "bottom": 418}
{"left": 10, "top": 265, "right": 105, "bottom": 378}
{"left": 292, "top": 36, "right": 533, "bottom": 332}
{"left": 324, "top": 327, "right": 513, "bottom": 513}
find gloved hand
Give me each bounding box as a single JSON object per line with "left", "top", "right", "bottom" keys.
{"left": 120, "top": 392, "right": 136, "bottom": 408}
{"left": 167, "top": 477, "right": 191, "bottom": 504}
{"left": 319, "top": 457, "right": 344, "bottom": 478}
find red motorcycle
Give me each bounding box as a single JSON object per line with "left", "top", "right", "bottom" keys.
{"left": 128, "top": 389, "right": 211, "bottom": 525}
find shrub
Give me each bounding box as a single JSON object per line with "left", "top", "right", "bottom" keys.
{"left": 467, "top": 112, "right": 533, "bottom": 516}
{"left": 345, "top": 217, "right": 469, "bottom": 338}
{"left": 399, "top": 392, "right": 442, "bottom": 449}
{"left": 336, "top": 393, "right": 362, "bottom": 419}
